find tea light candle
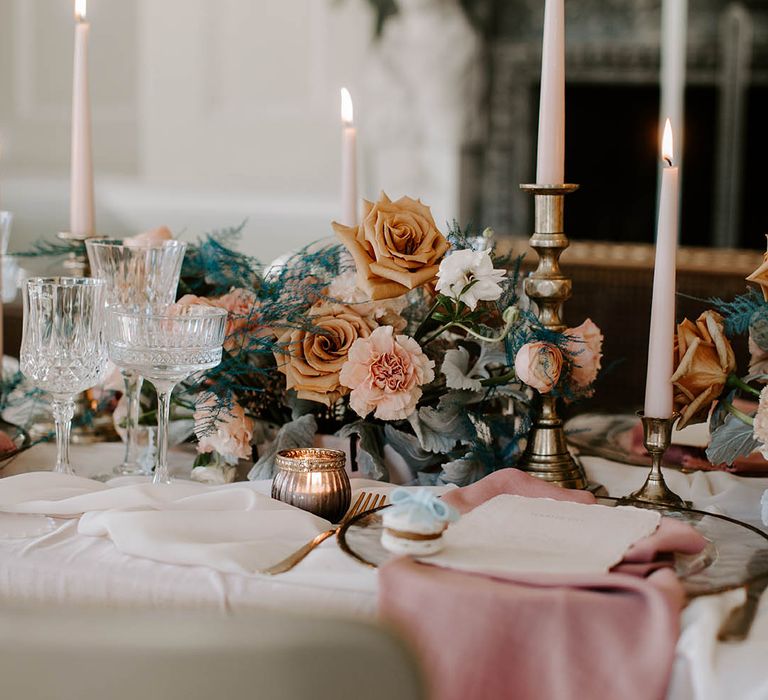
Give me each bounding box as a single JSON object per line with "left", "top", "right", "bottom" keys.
{"left": 272, "top": 448, "right": 351, "bottom": 522}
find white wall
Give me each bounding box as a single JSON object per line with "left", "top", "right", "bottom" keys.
{"left": 0, "top": 0, "right": 375, "bottom": 263}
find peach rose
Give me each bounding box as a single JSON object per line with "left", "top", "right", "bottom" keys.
{"left": 671, "top": 310, "right": 736, "bottom": 429}
{"left": 123, "top": 226, "right": 173, "bottom": 247}
{"left": 332, "top": 192, "right": 450, "bottom": 301}
{"left": 566, "top": 318, "right": 603, "bottom": 391}
{"left": 339, "top": 326, "right": 435, "bottom": 421}
{"left": 275, "top": 303, "right": 375, "bottom": 405}
{"left": 194, "top": 393, "right": 254, "bottom": 463}
{"left": 177, "top": 288, "right": 264, "bottom": 353}
{"left": 514, "top": 342, "right": 564, "bottom": 393}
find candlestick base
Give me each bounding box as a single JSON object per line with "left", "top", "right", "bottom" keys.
{"left": 516, "top": 183, "right": 594, "bottom": 491}
{"left": 57, "top": 230, "right": 100, "bottom": 277}
{"left": 618, "top": 412, "right": 691, "bottom": 509}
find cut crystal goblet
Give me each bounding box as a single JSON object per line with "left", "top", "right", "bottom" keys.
{"left": 20, "top": 277, "right": 108, "bottom": 475}
{"left": 86, "top": 238, "right": 187, "bottom": 475}
{"left": 106, "top": 305, "right": 227, "bottom": 485}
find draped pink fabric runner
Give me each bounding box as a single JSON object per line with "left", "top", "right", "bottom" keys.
{"left": 378, "top": 469, "right": 706, "bottom": 700}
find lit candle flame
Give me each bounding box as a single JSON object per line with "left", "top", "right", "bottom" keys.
{"left": 662, "top": 118, "right": 674, "bottom": 166}
{"left": 340, "top": 87, "right": 354, "bottom": 126}
{"left": 75, "top": 0, "right": 86, "bottom": 21}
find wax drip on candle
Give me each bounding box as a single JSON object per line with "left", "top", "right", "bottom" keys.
{"left": 75, "top": 0, "right": 86, "bottom": 22}
{"left": 662, "top": 118, "right": 674, "bottom": 167}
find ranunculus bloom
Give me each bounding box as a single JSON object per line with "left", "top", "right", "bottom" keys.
{"left": 753, "top": 386, "right": 768, "bottom": 460}
{"left": 194, "top": 393, "right": 254, "bottom": 464}
{"left": 565, "top": 318, "right": 603, "bottom": 391}
{"left": 339, "top": 326, "right": 435, "bottom": 421}
{"left": 327, "top": 271, "right": 407, "bottom": 331}
{"left": 514, "top": 342, "right": 564, "bottom": 393}
{"left": 275, "top": 303, "right": 375, "bottom": 405}
{"left": 177, "top": 288, "right": 264, "bottom": 353}
{"left": 671, "top": 310, "right": 736, "bottom": 429}
{"left": 435, "top": 249, "right": 506, "bottom": 311}
{"left": 333, "top": 192, "right": 450, "bottom": 301}
{"left": 123, "top": 226, "right": 173, "bottom": 247}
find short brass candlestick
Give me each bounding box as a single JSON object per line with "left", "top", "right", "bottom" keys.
{"left": 622, "top": 412, "right": 689, "bottom": 508}
{"left": 517, "top": 183, "right": 589, "bottom": 490}
{"left": 57, "top": 230, "right": 94, "bottom": 276}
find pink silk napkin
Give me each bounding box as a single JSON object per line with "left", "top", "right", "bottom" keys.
{"left": 378, "top": 469, "right": 706, "bottom": 700}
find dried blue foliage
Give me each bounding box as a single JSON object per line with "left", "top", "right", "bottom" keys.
{"left": 708, "top": 287, "right": 766, "bottom": 336}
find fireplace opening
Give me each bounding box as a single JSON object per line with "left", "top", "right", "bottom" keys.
{"left": 526, "top": 82, "right": 767, "bottom": 249}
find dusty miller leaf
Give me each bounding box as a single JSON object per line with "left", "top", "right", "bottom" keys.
{"left": 383, "top": 425, "right": 443, "bottom": 473}
{"left": 248, "top": 414, "right": 317, "bottom": 480}
{"left": 408, "top": 392, "right": 479, "bottom": 453}
{"left": 706, "top": 413, "right": 759, "bottom": 466}
{"left": 337, "top": 420, "right": 387, "bottom": 481}
{"left": 441, "top": 343, "right": 508, "bottom": 392}
{"left": 438, "top": 453, "right": 489, "bottom": 487}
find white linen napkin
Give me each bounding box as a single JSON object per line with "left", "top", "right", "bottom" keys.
{"left": 0, "top": 472, "right": 331, "bottom": 574}
{"left": 425, "top": 494, "right": 662, "bottom": 576}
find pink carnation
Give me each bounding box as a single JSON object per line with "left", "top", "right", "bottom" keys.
{"left": 566, "top": 318, "right": 603, "bottom": 391}
{"left": 339, "top": 326, "right": 435, "bottom": 421}
{"left": 194, "top": 393, "right": 254, "bottom": 463}
{"left": 177, "top": 288, "right": 265, "bottom": 353}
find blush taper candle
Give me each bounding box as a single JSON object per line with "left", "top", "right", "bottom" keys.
{"left": 535, "top": 0, "right": 565, "bottom": 185}
{"left": 70, "top": 0, "right": 95, "bottom": 237}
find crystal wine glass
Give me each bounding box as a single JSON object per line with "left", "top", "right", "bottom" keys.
{"left": 86, "top": 239, "right": 187, "bottom": 475}
{"left": 20, "top": 277, "right": 108, "bottom": 475}
{"left": 106, "top": 305, "right": 227, "bottom": 485}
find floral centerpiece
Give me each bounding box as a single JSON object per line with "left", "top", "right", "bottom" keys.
{"left": 176, "top": 193, "right": 603, "bottom": 486}
{"left": 671, "top": 245, "right": 768, "bottom": 479}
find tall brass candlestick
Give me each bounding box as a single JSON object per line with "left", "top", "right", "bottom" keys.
{"left": 517, "top": 183, "right": 588, "bottom": 489}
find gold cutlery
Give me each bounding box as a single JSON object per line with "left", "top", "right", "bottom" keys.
{"left": 263, "top": 491, "right": 387, "bottom": 575}
{"left": 717, "top": 549, "right": 768, "bottom": 642}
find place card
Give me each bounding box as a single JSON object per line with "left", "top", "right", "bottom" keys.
{"left": 424, "top": 495, "right": 661, "bottom": 576}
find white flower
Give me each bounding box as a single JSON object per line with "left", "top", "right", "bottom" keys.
{"left": 435, "top": 249, "right": 506, "bottom": 311}
{"left": 754, "top": 386, "right": 768, "bottom": 459}
{"left": 190, "top": 465, "right": 237, "bottom": 485}
{"left": 327, "top": 272, "right": 407, "bottom": 331}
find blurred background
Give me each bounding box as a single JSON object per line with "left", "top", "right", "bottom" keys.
{"left": 0, "top": 0, "right": 765, "bottom": 261}
{"left": 0, "top": 0, "right": 766, "bottom": 409}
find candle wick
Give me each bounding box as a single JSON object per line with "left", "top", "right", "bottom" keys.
{"left": 664, "top": 156, "right": 672, "bottom": 167}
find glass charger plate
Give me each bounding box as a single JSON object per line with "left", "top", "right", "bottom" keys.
{"left": 565, "top": 413, "right": 660, "bottom": 468}
{"left": 338, "top": 498, "right": 768, "bottom": 597}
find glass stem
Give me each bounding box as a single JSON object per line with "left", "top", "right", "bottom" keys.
{"left": 152, "top": 381, "right": 176, "bottom": 485}
{"left": 121, "top": 370, "right": 145, "bottom": 470}
{"left": 51, "top": 395, "right": 75, "bottom": 475}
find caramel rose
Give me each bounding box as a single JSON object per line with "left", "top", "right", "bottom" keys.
{"left": 274, "top": 303, "right": 375, "bottom": 405}
{"left": 332, "top": 192, "right": 450, "bottom": 301}
{"left": 671, "top": 310, "right": 736, "bottom": 429}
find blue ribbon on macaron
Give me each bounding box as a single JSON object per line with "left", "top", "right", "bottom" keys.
{"left": 390, "top": 488, "right": 459, "bottom": 523}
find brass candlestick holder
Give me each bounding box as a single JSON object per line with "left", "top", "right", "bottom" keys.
{"left": 57, "top": 230, "right": 94, "bottom": 276}
{"left": 517, "top": 183, "right": 590, "bottom": 490}
{"left": 621, "top": 412, "right": 690, "bottom": 508}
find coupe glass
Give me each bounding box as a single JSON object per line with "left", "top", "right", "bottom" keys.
{"left": 85, "top": 239, "right": 187, "bottom": 475}
{"left": 106, "top": 305, "right": 227, "bottom": 485}
{"left": 20, "top": 277, "right": 107, "bottom": 475}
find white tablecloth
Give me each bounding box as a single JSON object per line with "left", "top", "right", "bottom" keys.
{"left": 1, "top": 442, "right": 767, "bottom": 700}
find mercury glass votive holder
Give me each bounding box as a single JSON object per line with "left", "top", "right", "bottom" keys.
{"left": 272, "top": 448, "right": 351, "bottom": 523}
